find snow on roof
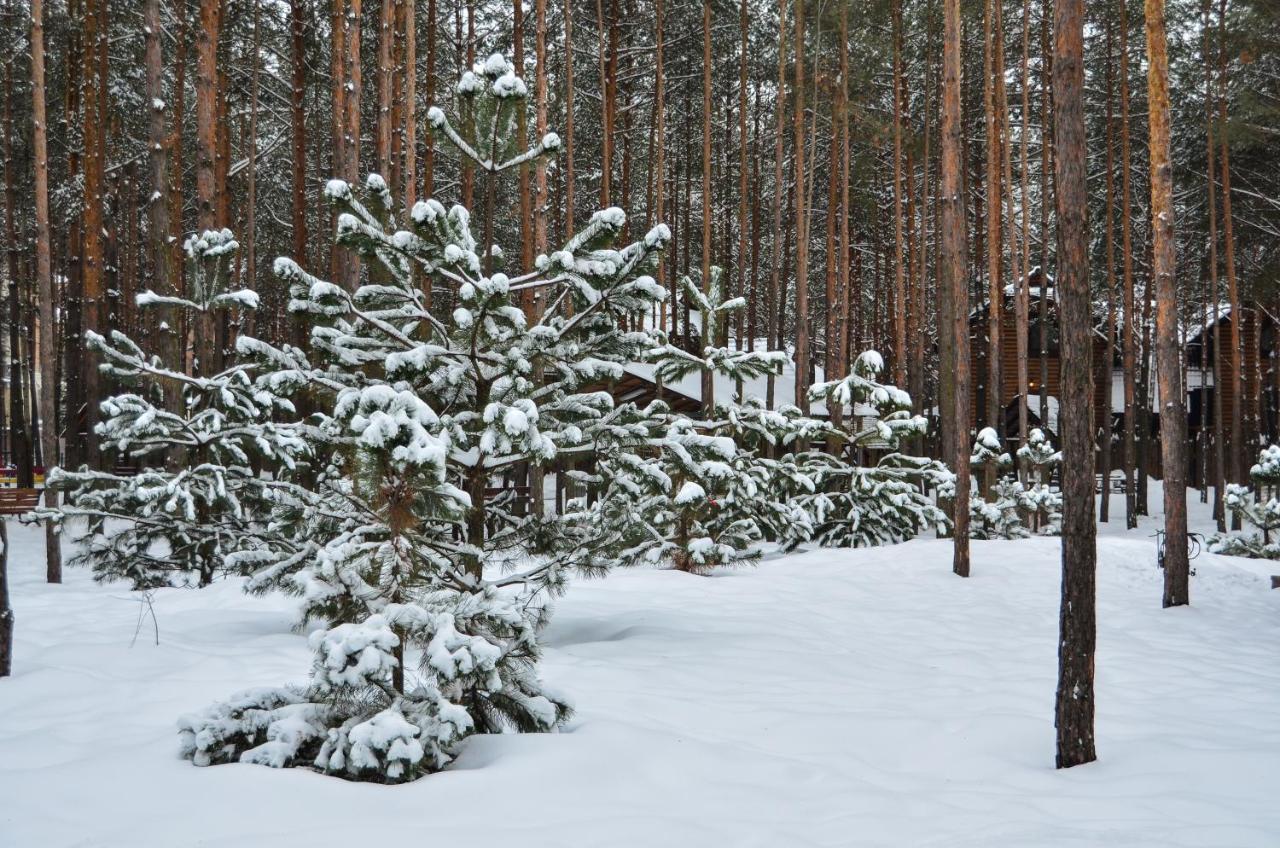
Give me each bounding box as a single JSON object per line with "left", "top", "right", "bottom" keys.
{"left": 1015, "top": 394, "right": 1059, "bottom": 433}
{"left": 622, "top": 339, "right": 881, "bottom": 418}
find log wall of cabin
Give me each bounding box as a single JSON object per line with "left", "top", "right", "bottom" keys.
{"left": 967, "top": 306, "right": 1109, "bottom": 443}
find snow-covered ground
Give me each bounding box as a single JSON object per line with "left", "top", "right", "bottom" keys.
{"left": 2, "top": 489, "right": 1279, "bottom": 847}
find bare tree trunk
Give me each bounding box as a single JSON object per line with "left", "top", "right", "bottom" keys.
{"left": 1204, "top": 0, "right": 1225, "bottom": 530}
{"left": 767, "top": 0, "right": 788, "bottom": 409}
{"left": 2, "top": 5, "right": 30, "bottom": 487}
{"left": 1145, "top": 0, "right": 1188, "bottom": 608}
{"left": 942, "top": 0, "right": 970, "bottom": 576}
{"left": 995, "top": 0, "right": 1019, "bottom": 462}
{"left": 654, "top": 0, "right": 666, "bottom": 330}
{"left": 514, "top": 0, "right": 532, "bottom": 274}
{"left": 81, "top": 0, "right": 107, "bottom": 465}
{"left": 563, "top": 0, "right": 575, "bottom": 239}
{"left": 596, "top": 0, "right": 614, "bottom": 207}
{"left": 1053, "top": 0, "right": 1097, "bottom": 770}
{"left": 1038, "top": 7, "right": 1051, "bottom": 426}
{"left": 1218, "top": 0, "right": 1242, "bottom": 494}
{"left": 738, "top": 0, "right": 750, "bottom": 359}
{"left": 169, "top": 0, "right": 188, "bottom": 293}
{"left": 0, "top": 522, "right": 10, "bottom": 676}
{"left": 194, "top": 0, "right": 223, "bottom": 378}
{"left": 1100, "top": 12, "right": 1117, "bottom": 522}
{"left": 699, "top": 0, "right": 714, "bottom": 414}
{"left": 529, "top": 0, "right": 549, "bottom": 517}
{"left": 793, "top": 0, "right": 810, "bottom": 415}
{"left": 424, "top": 0, "right": 437, "bottom": 200}
{"left": 892, "top": 0, "right": 906, "bottom": 388}
{"left": 1017, "top": 0, "right": 1033, "bottom": 466}
{"left": 31, "top": 0, "right": 62, "bottom": 582}
{"left": 343, "top": 0, "right": 363, "bottom": 288}
{"left": 403, "top": 0, "right": 417, "bottom": 207}
{"left": 1119, "top": 0, "right": 1138, "bottom": 528}
{"left": 376, "top": 0, "right": 393, "bottom": 180}
{"left": 984, "top": 0, "right": 1003, "bottom": 442}
{"left": 196, "top": 0, "right": 222, "bottom": 234}
{"left": 62, "top": 0, "right": 84, "bottom": 468}
{"left": 245, "top": 0, "right": 260, "bottom": 299}
{"left": 146, "top": 0, "right": 179, "bottom": 391}
{"left": 291, "top": 0, "right": 309, "bottom": 347}
{"left": 838, "top": 2, "right": 851, "bottom": 391}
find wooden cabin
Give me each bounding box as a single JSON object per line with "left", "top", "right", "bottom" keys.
{"left": 968, "top": 270, "right": 1111, "bottom": 448}
{"left": 1185, "top": 305, "right": 1278, "bottom": 482}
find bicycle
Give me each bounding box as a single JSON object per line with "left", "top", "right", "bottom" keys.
{"left": 1152, "top": 529, "right": 1201, "bottom": 576}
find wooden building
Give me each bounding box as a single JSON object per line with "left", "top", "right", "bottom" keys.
{"left": 968, "top": 270, "right": 1111, "bottom": 448}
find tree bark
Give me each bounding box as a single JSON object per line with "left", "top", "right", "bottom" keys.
{"left": 1203, "top": 0, "right": 1225, "bottom": 530}
{"left": 2, "top": 6, "right": 31, "bottom": 488}
{"left": 1218, "top": 0, "right": 1242, "bottom": 494}
{"left": 1119, "top": 0, "right": 1138, "bottom": 528}
{"left": 738, "top": 0, "right": 750, "bottom": 359}
{"left": 984, "top": 0, "right": 1003, "bottom": 440}
{"left": 1052, "top": 0, "right": 1097, "bottom": 770}
{"left": 942, "top": 0, "right": 970, "bottom": 576}
{"left": 0, "top": 522, "right": 10, "bottom": 676}
{"left": 1146, "top": 0, "right": 1188, "bottom": 607}
{"left": 699, "top": 0, "right": 714, "bottom": 414}
{"left": 766, "top": 0, "right": 788, "bottom": 410}
{"left": 196, "top": 0, "right": 223, "bottom": 234}
{"left": 146, "top": 0, "right": 180, "bottom": 387}
{"left": 838, "top": 2, "right": 852, "bottom": 392}
{"left": 342, "top": 0, "right": 363, "bottom": 288}
{"left": 654, "top": 0, "right": 666, "bottom": 330}
{"left": 563, "top": 0, "right": 575, "bottom": 239}
{"left": 793, "top": 0, "right": 810, "bottom": 415}
{"left": 402, "top": 0, "right": 416, "bottom": 208}
{"left": 81, "top": 0, "right": 107, "bottom": 465}
{"left": 291, "top": 0, "right": 309, "bottom": 347}
{"left": 1100, "top": 11, "right": 1117, "bottom": 522}
{"left": 30, "top": 0, "right": 62, "bottom": 582}
{"left": 377, "top": 0, "right": 394, "bottom": 180}
{"left": 892, "top": 0, "right": 907, "bottom": 388}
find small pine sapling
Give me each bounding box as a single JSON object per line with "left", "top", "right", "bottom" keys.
{"left": 182, "top": 53, "right": 670, "bottom": 782}
{"left": 1016, "top": 428, "right": 1063, "bottom": 534}
{"left": 37, "top": 231, "right": 302, "bottom": 588}
{"left": 1209, "top": 445, "right": 1280, "bottom": 558}
{"left": 796, "top": 352, "right": 954, "bottom": 548}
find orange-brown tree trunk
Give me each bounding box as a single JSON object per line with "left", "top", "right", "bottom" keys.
{"left": 1052, "top": 0, "right": 1097, "bottom": 770}
{"left": 1145, "top": 0, "right": 1188, "bottom": 608}
{"left": 942, "top": 0, "right": 970, "bottom": 576}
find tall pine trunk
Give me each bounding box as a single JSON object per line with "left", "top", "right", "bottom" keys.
{"left": 1119, "top": 0, "right": 1139, "bottom": 528}
{"left": 792, "top": 0, "right": 810, "bottom": 415}
{"left": 81, "top": 0, "right": 107, "bottom": 466}
{"left": 1052, "top": 0, "right": 1097, "bottom": 770}
{"left": 31, "top": 0, "right": 62, "bottom": 582}
{"left": 942, "top": 0, "right": 970, "bottom": 576}
{"left": 1146, "top": 0, "right": 1188, "bottom": 607}
{"left": 1100, "top": 12, "right": 1117, "bottom": 522}
{"left": 291, "top": 0, "right": 309, "bottom": 347}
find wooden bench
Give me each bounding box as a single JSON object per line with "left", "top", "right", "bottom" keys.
{"left": 1094, "top": 473, "right": 1127, "bottom": 494}
{"left": 0, "top": 488, "right": 42, "bottom": 517}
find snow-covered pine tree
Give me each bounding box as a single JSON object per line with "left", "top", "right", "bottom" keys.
{"left": 967, "top": 429, "right": 1027, "bottom": 539}
{"left": 36, "top": 230, "right": 302, "bottom": 588}
{"left": 180, "top": 54, "right": 671, "bottom": 782}
{"left": 969, "top": 477, "right": 1033, "bottom": 540}
{"left": 1209, "top": 445, "right": 1280, "bottom": 558}
{"left": 795, "top": 351, "right": 954, "bottom": 548}
{"left": 970, "top": 426, "right": 1011, "bottom": 481}
{"left": 1016, "top": 428, "right": 1063, "bottom": 534}
{"left": 588, "top": 266, "right": 809, "bottom": 572}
